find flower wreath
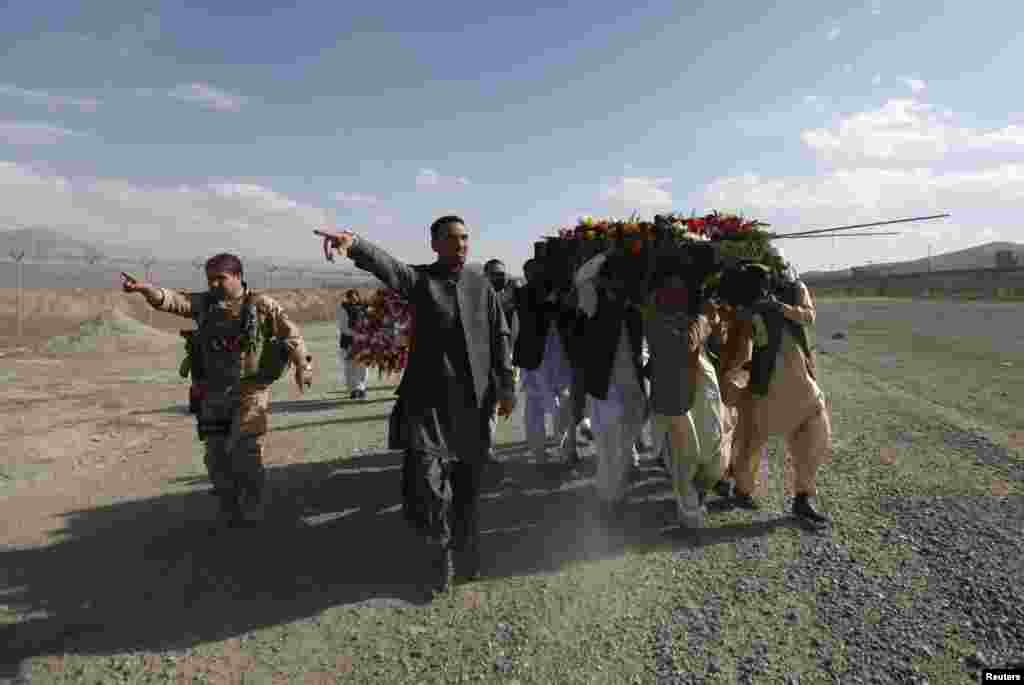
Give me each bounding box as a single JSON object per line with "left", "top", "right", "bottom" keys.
{"left": 348, "top": 288, "right": 413, "bottom": 378}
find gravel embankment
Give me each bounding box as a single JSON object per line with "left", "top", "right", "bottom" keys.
{"left": 653, "top": 492, "right": 1022, "bottom": 683}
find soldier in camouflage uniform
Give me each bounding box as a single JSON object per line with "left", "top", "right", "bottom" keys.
{"left": 120, "top": 254, "right": 313, "bottom": 528}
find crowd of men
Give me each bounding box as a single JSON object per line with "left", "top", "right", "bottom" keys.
{"left": 119, "top": 214, "right": 833, "bottom": 596}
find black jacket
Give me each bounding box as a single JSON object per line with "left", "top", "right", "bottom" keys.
{"left": 581, "top": 290, "right": 646, "bottom": 401}
{"left": 349, "top": 238, "right": 515, "bottom": 408}
{"left": 514, "top": 285, "right": 577, "bottom": 371}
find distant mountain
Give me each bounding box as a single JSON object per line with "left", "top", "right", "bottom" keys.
{"left": 0, "top": 226, "right": 365, "bottom": 274}
{"left": 804, "top": 241, "right": 1024, "bottom": 280}
{"left": 0, "top": 226, "right": 385, "bottom": 289}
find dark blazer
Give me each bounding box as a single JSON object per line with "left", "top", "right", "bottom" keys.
{"left": 513, "top": 285, "right": 578, "bottom": 371}
{"left": 348, "top": 238, "right": 516, "bottom": 408}
{"left": 581, "top": 290, "right": 646, "bottom": 401}
{"left": 514, "top": 285, "right": 553, "bottom": 370}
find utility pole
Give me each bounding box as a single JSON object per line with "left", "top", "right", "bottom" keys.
{"left": 10, "top": 250, "right": 26, "bottom": 339}
{"left": 142, "top": 257, "right": 157, "bottom": 325}
{"left": 84, "top": 253, "right": 104, "bottom": 288}
{"left": 266, "top": 263, "right": 279, "bottom": 292}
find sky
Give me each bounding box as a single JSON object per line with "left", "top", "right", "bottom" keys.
{"left": 1, "top": 0, "right": 1022, "bottom": 275}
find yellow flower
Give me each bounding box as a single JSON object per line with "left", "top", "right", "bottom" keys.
{"left": 584, "top": 230, "right": 595, "bottom": 240}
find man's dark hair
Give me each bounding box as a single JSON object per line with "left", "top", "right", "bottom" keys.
{"left": 205, "top": 253, "right": 243, "bottom": 277}
{"left": 484, "top": 259, "right": 505, "bottom": 272}
{"left": 430, "top": 215, "right": 465, "bottom": 240}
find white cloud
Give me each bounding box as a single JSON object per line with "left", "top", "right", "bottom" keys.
{"left": 415, "top": 168, "right": 470, "bottom": 189}
{"left": 688, "top": 100, "right": 1024, "bottom": 269}
{"left": 872, "top": 74, "right": 882, "bottom": 85}
{"left": 601, "top": 176, "right": 673, "bottom": 212}
{"left": 827, "top": 26, "right": 841, "bottom": 40}
{"left": 800, "top": 99, "right": 1024, "bottom": 165}
{"left": 0, "top": 161, "right": 330, "bottom": 260}
{"left": 903, "top": 78, "right": 927, "bottom": 93}
{"left": 0, "top": 84, "right": 99, "bottom": 112}
{"left": 698, "top": 165, "right": 1024, "bottom": 214}
{"left": 0, "top": 121, "right": 85, "bottom": 145}
{"left": 843, "top": 64, "right": 854, "bottom": 74}
{"left": 168, "top": 82, "right": 248, "bottom": 112}
{"left": 870, "top": 1, "right": 882, "bottom": 15}
{"left": 333, "top": 192, "right": 380, "bottom": 207}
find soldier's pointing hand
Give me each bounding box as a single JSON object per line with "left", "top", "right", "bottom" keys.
{"left": 313, "top": 229, "right": 356, "bottom": 263}
{"left": 120, "top": 272, "right": 147, "bottom": 293}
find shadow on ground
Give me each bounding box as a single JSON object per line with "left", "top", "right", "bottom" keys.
{"left": 0, "top": 441, "right": 787, "bottom": 669}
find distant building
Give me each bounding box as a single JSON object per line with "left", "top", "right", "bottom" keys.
{"left": 995, "top": 249, "right": 1019, "bottom": 268}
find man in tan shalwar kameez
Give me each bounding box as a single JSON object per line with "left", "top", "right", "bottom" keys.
{"left": 719, "top": 263, "right": 831, "bottom": 526}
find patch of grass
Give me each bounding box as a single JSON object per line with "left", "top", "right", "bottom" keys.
{"left": 42, "top": 314, "right": 158, "bottom": 355}
{"left": 842, "top": 317, "right": 1024, "bottom": 433}
{"left": 121, "top": 369, "right": 186, "bottom": 384}
{"left": 0, "top": 369, "right": 16, "bottom": 383}
{"left": 0, "top": 461, "right": 53, "bottom": 488}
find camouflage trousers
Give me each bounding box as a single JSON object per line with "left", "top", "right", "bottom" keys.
{"left": 199, "top": 387, "right": 270, "bottom": 501}
{"left": 204, "top": 432, "right": 266, "bottom": 501}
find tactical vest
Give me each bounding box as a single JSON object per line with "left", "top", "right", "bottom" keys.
{"left": 185, "top": 289, "right": 292, "bottom": 389}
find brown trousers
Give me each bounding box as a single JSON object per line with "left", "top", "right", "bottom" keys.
{"left": 730, "top": 393, "right": 831, "bottom": 497}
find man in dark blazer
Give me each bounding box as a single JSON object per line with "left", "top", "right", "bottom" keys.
{"left": 483, "top": 258, "right": 521, "bottom": 460}
{"left": 513, "top": 258, "right": 576, "bottom": 462}
{"left": 315, "top": 217, "right": 516, "bottom": 594}
{"left": 578, "top": 260, "right": 648, "bottom": 522}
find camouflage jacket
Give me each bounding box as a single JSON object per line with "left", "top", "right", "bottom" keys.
{"left": 157, "top": 286, "right": 309, "bottom": 393}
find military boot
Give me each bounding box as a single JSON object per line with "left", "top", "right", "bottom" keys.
{"left": 793, "top": 494, "right": 830, "bottom": 527}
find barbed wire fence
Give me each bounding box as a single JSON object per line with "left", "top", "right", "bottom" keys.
{"left": 1, "top": 250, "right": 381, "bottom": 340}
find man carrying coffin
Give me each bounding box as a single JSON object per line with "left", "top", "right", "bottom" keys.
{"left": 574, "top": 252, "right": 648, "bottom": 524}
{"left": 719, "top": 262, "right": 831, "bottom": 527}
{"left": 514, "top": 257, "right": 576, "bottom": 463}
{"left": 315, "top": 217, "right": 517, "bottom": 593}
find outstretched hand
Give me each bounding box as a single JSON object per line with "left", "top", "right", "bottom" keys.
{"left": 120, "top": 272, "right": 146, "bottom": 293}
{"left": 313, "top": 229, "right": 356, "bottom": 262}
